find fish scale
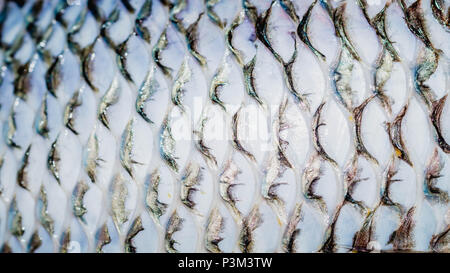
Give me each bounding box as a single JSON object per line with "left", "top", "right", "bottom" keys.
{"left": 0, "top": 0, "right": 448, "bottom": 253}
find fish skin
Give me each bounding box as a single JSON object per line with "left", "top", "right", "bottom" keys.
{"left": 232, "top": 107, "right": 256, "bottom": 161}
{"left": 431, "top": 0, "right": 450, "bottom": 31}
{"left": 9, "top": 197, "right": 24, "bottom": 238}
{"left": 297, "top": 0, "right": 326, "bottom": 61}
{"left": 239, "top": 206, "right": 262, "bottom": 253}
{"left": 374, "top": 48, "right": 395, "bottom": 114}
{"left": 281, "top": 203, "right": 302, "bottom": 253}
{"left": 121, "top": 0, "right": 137, "bottom": 13}
{"left": 111, "top": 174, "right": 130, "bottom": 231}
{"left": 98, "top": 77, "right": 121, "bottom": 130}
{"left": 160, "top": 0, "right": 175, "bottom": 9}
{"left": 152, "top": 28, "right": 173, "bottom": 78}
{"left": 352, "top": 209, "right": 376, "bottom": 253}
{"left": 36, "top": 93, "right": 50, "bottom": 138}
{"left": 226, "top": 11, "right": 246, "bottom": 66}
{"left": 100, "top": 8, "right": 121, "bottom": 50}
{"left": 219, "top": 159, "right": 242, "bottom": 219}
{"left": 344, "top": 156, "right": 370, "bottom": 211}
{"left": 358, "top": 0, "right": 400, "bottom": 62}
{"left": 0, "top": 0, "right": 448, "bottom": 254}
{"left": 279, "top": 0, "right": 300, "bottom": 23}
{"left": 388, "top": 206, "right": 416, "bottom": 251}
{"left": 320, "top": 203, "right": 344, "bottom": 253}
{"left": 64, "top": 89, "right": 83, "bottom": 135}
{"left": 116, "top": 33, "right": 136, "bottom": 83}
{"left": 331, "top": 3, "right": 361, "bottom": 61}
{"left": 180, "top": 162, "right": 203, "bottom": 210}
{"left": 209, "top": 57, "right": 229, "bottom": 111}
{"left": 249, "top": 0, "right": 317, "bottom": 113}
{"left": 302, "top": 153, "right": 327, "bottom": 214}
{"left": 47, "top": 137, "right": 61, "bottom": 184}
{"left": 186, "top": 12, "right": 207, "bottom": 66}
{"left": 312, "top": 102, "right": 338, "bottom": 166}
{"left": 55, "top": 1, "right": 70, "bottom": 29}
{"left": 194, "top": 116, "right": 218, "bottom": 167}
{"left": 39, "top": 25, "right": 56, "bottom": 59}
{"left": 430, "top": 95, "right": 450, "bottom": 153}
{"left": 67, "top": 8, "right": 88, "bottom": 54}
{"left": 120, "top": 118, "right": 143, "bottom": 179}
{"left": 25, "top": 1, "right": 44, "bottom": 33}
{"left": 359, "top": 1, "right": 401, "bottom": 114}
{"left": 243, "top": 54, "right": 263, "bottom": 106}
{"left": 282, "top": 33, "right": 310, "bottom": 111}
{"left": 205, "top": 207, "right": 225, "bottom": 253}
{"left": 27, "top": 231, "right": 42, "bottom": 253}
{"left": 35, "top": 18, "right": 55, "bottom": 51}
{"left": 254, "top": 1, "right": 283, "bottom": 62}
{"left": 16, "top": 145, "right": 31, "bottom": 190}
{"left": 242, "top": 0, "right": 259, "bottom": 24}
{"left": 160, "top": 114, "right": 179, "bottom": 172}
{"left": 430, "top": 225, "right": 450, "bottom": 252}
{"left": 136, "top": 66, "right": 158, "bottom": 124}
{"left": 95, "top": 223, "right": 111, "bottom": 253}
{"left": 4, "top": 28, "right": 25, "bottom": 65}
{"left": 206, "top": 0, "right": 225, "bottom": 29}
{"left": 380, "top": 158, "right": 404, "bottom": 212}
{"left": 81, "top": 40, "right": 100, "bottom": 93}
{"left": 59, "top": 228, "right": 71, "bottom": 253}
{"left": 38, "top": 186, "right": 55, "bottom": 236}
{"left": 146, "top": 169, "right": 168, "bottom": 221}
{"left": 333, "top": 47, "right": 355, "bottom": 111}
{"left": 322, "top": 159, "right": 371, "bottom": 253}
{"left": 85, "top": 131, "right": 102, "bottom": 184}
{"left": 415, "top": 47, "right": 440, "bottom": 85}
{"left": 36, "top": 23, "right": 53, "bottom": 62}
{"left": 45, "top": 54, "right": 63, "bottom": 98}
{"left": 13, "top": 60, "right": 33, "bottom": 101}
{"left": 386, "top": 104, "right": 413, "bottom": 166}
{"left": 399, "top": 0, "right": 435, "bottom": 49}
{"left": 424, "top": 148, "right": 448, "bottom": 201}
{"left": 169, "top": 0, "right": 188, "bottom": 34}
{"left": 353, "top": 95, "right": 378, "bottom": 164}
{"left": 88, "top": 0, "right": 104, "bottom": 22}
{"left": 125, "top": 216, "right": 144, "bottom": 253}
{"left": 135, "top": 0, "right": 153, "bottom": 43}
{"left": 275, "top": 99, "right": 293, "bottom": 169}
{"left": 171, "top": 58, "right": 191, "bottom": 111}
{"left": 262, "top": 153, "right": 287, "bottom": 218}
{"left": 165, "top": 210, "right": 184, "bottom": 253}
{"left": 6, "top": 102, "right": 21, "bottom": 149}
{"left": 414, "top": 46, "right": 440, "bottom": 109}
{"left": 72, "top": 180, "right": 89, "bottom": 221}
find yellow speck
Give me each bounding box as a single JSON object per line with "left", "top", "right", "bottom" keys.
{"left": 348, "top": 115, "right": 354, "bottom": 122}
{"left": 168, "top": 193, "right": 172, "bottom": 198}
{"left": 277, "top": 217, "right": 282, "bottom": 227}
{"left": 394, "top": 149, "right": 402, "bottom": 158}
